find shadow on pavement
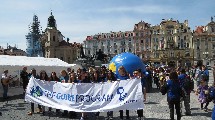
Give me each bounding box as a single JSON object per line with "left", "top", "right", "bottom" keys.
{"left": 0, "top": 94, "right": 24, "bottom": 102}
{"left": 192, "top": 112, "right": 212, "bottom": 117}
{"left": 145, "top": 118, "right": 169, "bottom": 120}
{"left": 145, "top": 101, "right": 159, "bottom": 105}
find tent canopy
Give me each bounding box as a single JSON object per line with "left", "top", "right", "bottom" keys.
{"left": 0, "top": 55, "right": 82, "bottom": 77}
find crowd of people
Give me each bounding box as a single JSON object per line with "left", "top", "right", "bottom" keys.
{"left": 1, "top": 66, "right": 147, "bottom": 120}
{"left": 2, "top": 60, "right": 215, "bottom": 120}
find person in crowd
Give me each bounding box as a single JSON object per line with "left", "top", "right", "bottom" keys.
{"left": 159, "top": 67, "right": 166, "bottom": 88}
{"left": 59, "top": 70, "right": 69, "bottom": 83}
{"left": 99, "top": 67, "right": 106, "bottom": 83}
{"left": 116, "top": 66, "right": 130, "bottom": 120}
{"left": 1, "top": 70, "right": 11, "bottom": 100}
{"left": 106, "top": 70, "right": 116, "bottom": 120}
{"left": 76, "top": 68, "right": 82, "bottom": 80}
{"left": 69, "top": 72, "right": 78, "bottom": 83}
{"left": 196, "top": 79, "right": 209, "bottom": 111}
{"left": 162, "top": 71, "right": 182, "bottom": 120}
{"left": 153, "top": 68, "right": 160, "bottom": 89}
{"left": 194, "top": 61, "right": 203, "bottom": 87}
{"left": 68, "top": 72, "right": 78, "bottom": 119}
{"left": 96, "top": 70, "right": 116, "bottom": 119}
{"left": 59, "top": 70, "right": 70, "bottom": 117}
{"left": 89, "top": 67, "right": 95, "bottom": 82}
{"left": 20, "top": 67, "right": 29, "bottom": 95}
{"left": 146, "top": 66, "right": 152, "bottom": 92}
{"left": 38, "top": 70, "right": 49, "bottom": 115}
{"left": 50, "top": 72, "right": 60, "bottom": 82}
{"left": 178, "top": 69, "right": 192, "bottom": 115}
{"left": 131, "top": 69, "right": 146, "bottom": 120}
{"left": 27, "top": 68, "right": 40, "bottom": 115}
{"left": 80, "top": 68, "right": 91, "bottom": 83}
{"left": 207, "top": 82, "right": 215, "bottom": 119}
{"left": 106, "top": 70, "right": 116, "bottom": 82}
{"left": 202, "top": 65, "right": 209, "bottom": 85}
{"left": 49, "top": 72, "right": 60, "bottom": 114}
{"left": 79, "top": 68, "right": 91, "bottom": 120}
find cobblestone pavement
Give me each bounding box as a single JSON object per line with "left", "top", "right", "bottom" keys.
{"left": 0, "top": 70, "right": 214, "bottom": 120}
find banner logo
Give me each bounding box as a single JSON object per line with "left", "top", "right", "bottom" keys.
{"left": 117, "top": 87, "right": 128, "bottom": 101}
{"left": 30, "top": 86, "right": 43, "bottom": 97}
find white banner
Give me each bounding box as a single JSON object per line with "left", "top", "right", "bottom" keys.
{"left": 25, "top": 77, "right": 144, "bottom": 112}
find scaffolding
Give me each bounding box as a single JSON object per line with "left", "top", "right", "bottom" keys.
{"left": 26, "top": 15, "right": 43, "bottom": 57}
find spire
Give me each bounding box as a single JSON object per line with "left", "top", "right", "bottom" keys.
{"left": 47, "top": 10, "right": 57, "bottom": 28}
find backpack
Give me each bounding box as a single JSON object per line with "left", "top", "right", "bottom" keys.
{"left": 201, "top": 71, "right": 209, "bottom": 81}
{"left": 160, "top": 82, "right": 167, "bottom": 95}
{"left": 208, "top": 86, "right": 215, "bottom": 102}
{"left": 183, "top": 75, "right": 194, "bottom": 91}
{"left": 167, "top": 80, "right": 181, "bottom": 102}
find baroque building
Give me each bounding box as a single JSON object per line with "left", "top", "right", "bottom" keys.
{"left": 26, "top": 15, "right": 43, "bottom": 57}
{"left": 150, "top": 19, "right": 193, "bottom": 67}
{"left": 84, "top": 31, "right": 135, "bottom": 59}
{"left": 133, "top": 21, "right": 151, "bottom": 62}
{"left": 193, "top": 17, "right": 215, "bottom": 66}
{"left": 40, "top": 12, "right": 81, "bottom": 64}
{"left": 0, "top": 45, "right": 27, "bottom": 56}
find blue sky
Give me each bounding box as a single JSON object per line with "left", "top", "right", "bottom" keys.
{"left": 0, "top": 0, "right": 214, "bottom": 51}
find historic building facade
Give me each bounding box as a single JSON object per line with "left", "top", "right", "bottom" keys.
{"left": 84, "top": 19, "right": 194, "bottom": 67}
{"left": 84, "top": 31, "right": 135, "bottom": 59}
{"left": 150, "top": 19, "right": 193, "bottom": 67}
{"left": 193, "top": 17, "right": 215, "bottom": 66}
{"left": 0, "top": 45, "right": 27, "bottom": 56}
{"left": 133, "top": 21, "right": 151, "bottom": 62}
{"left": 40, "top": 12, "right": 81, "bottom": 64}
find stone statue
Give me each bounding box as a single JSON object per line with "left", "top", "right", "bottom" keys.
{"left": 211, "top": 16, "right": 214, "bottom": 22}
{"left": 80, "top": 46, "right": 85, "bottom": 58}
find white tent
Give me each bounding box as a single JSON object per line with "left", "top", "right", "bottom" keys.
{"left": 0, "top": 55, "right": 82, "bottom": 77}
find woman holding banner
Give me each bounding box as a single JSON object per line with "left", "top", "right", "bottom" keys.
{"left": 59, "top": 70, "right": 70, "bottom": 117}
{"left": 106, "top": 70, "right": 116, "bottom": 119}
{"left": 116, "top": 66, "right": 130, "bottom": 120}
{"left": 27, "top": 68, "right": 40, "bottom": 115}
{"left": 38, "top": 70, "right": 49, "bottom": 115}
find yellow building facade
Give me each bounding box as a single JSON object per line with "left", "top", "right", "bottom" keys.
{"left": 150, "top": 19, "right": 193, "bottom": 67}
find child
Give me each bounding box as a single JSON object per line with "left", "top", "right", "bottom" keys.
{"left": 196, "top": 80, "right": 209, "bottom": 110}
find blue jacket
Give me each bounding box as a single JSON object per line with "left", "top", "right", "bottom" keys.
{"left": 166, "top": 80, "right": 181, "bottom": 102}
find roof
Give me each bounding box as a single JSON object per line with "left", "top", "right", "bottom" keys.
{"left": 194, "top": 26, "right": 204, "bottom": 34}
{"left": 0, "top": 55, "right": 72, "bottom": 67}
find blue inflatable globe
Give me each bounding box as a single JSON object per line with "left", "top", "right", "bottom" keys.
{"left": 108, "top": 52, "right": 146, "bottom": 76}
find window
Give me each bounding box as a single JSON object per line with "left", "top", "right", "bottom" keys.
{"left": 141, "top": 40, "right": 143, "bottom": 43}
{"left": 178, "top": 43, "right": 180, "bottom": 48}
{"left": 114, "top": 49, "right": 117, "bottom": 53}
{"left": 68, "top": 57, "right": 70, "bottom": 63}
{"left": 187, "top": 43, "right": 189, "bottom": 48}
{"left": 129, "top": 48, "right": 131, "bottom": 52}
{"left": 129, "top": 38, "right": 131, "bottom": 42}
{"left": 212, "top": 27, "right": 214, "bottom": 32}
{"left": 131, "top": 33, "right": 133, "bottom": 36}
{"left": 53, "top": 36, "right": 55, "bottom": 41}
{"left": 141, "top": 33, "right": 144, "bottom": 37}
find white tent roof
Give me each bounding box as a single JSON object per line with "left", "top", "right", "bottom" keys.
{"left": 0, "top": 55, "right": 71, "bottom": 67}
{"left": 0, "top": 55, "right": 81, "bottom": 77}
